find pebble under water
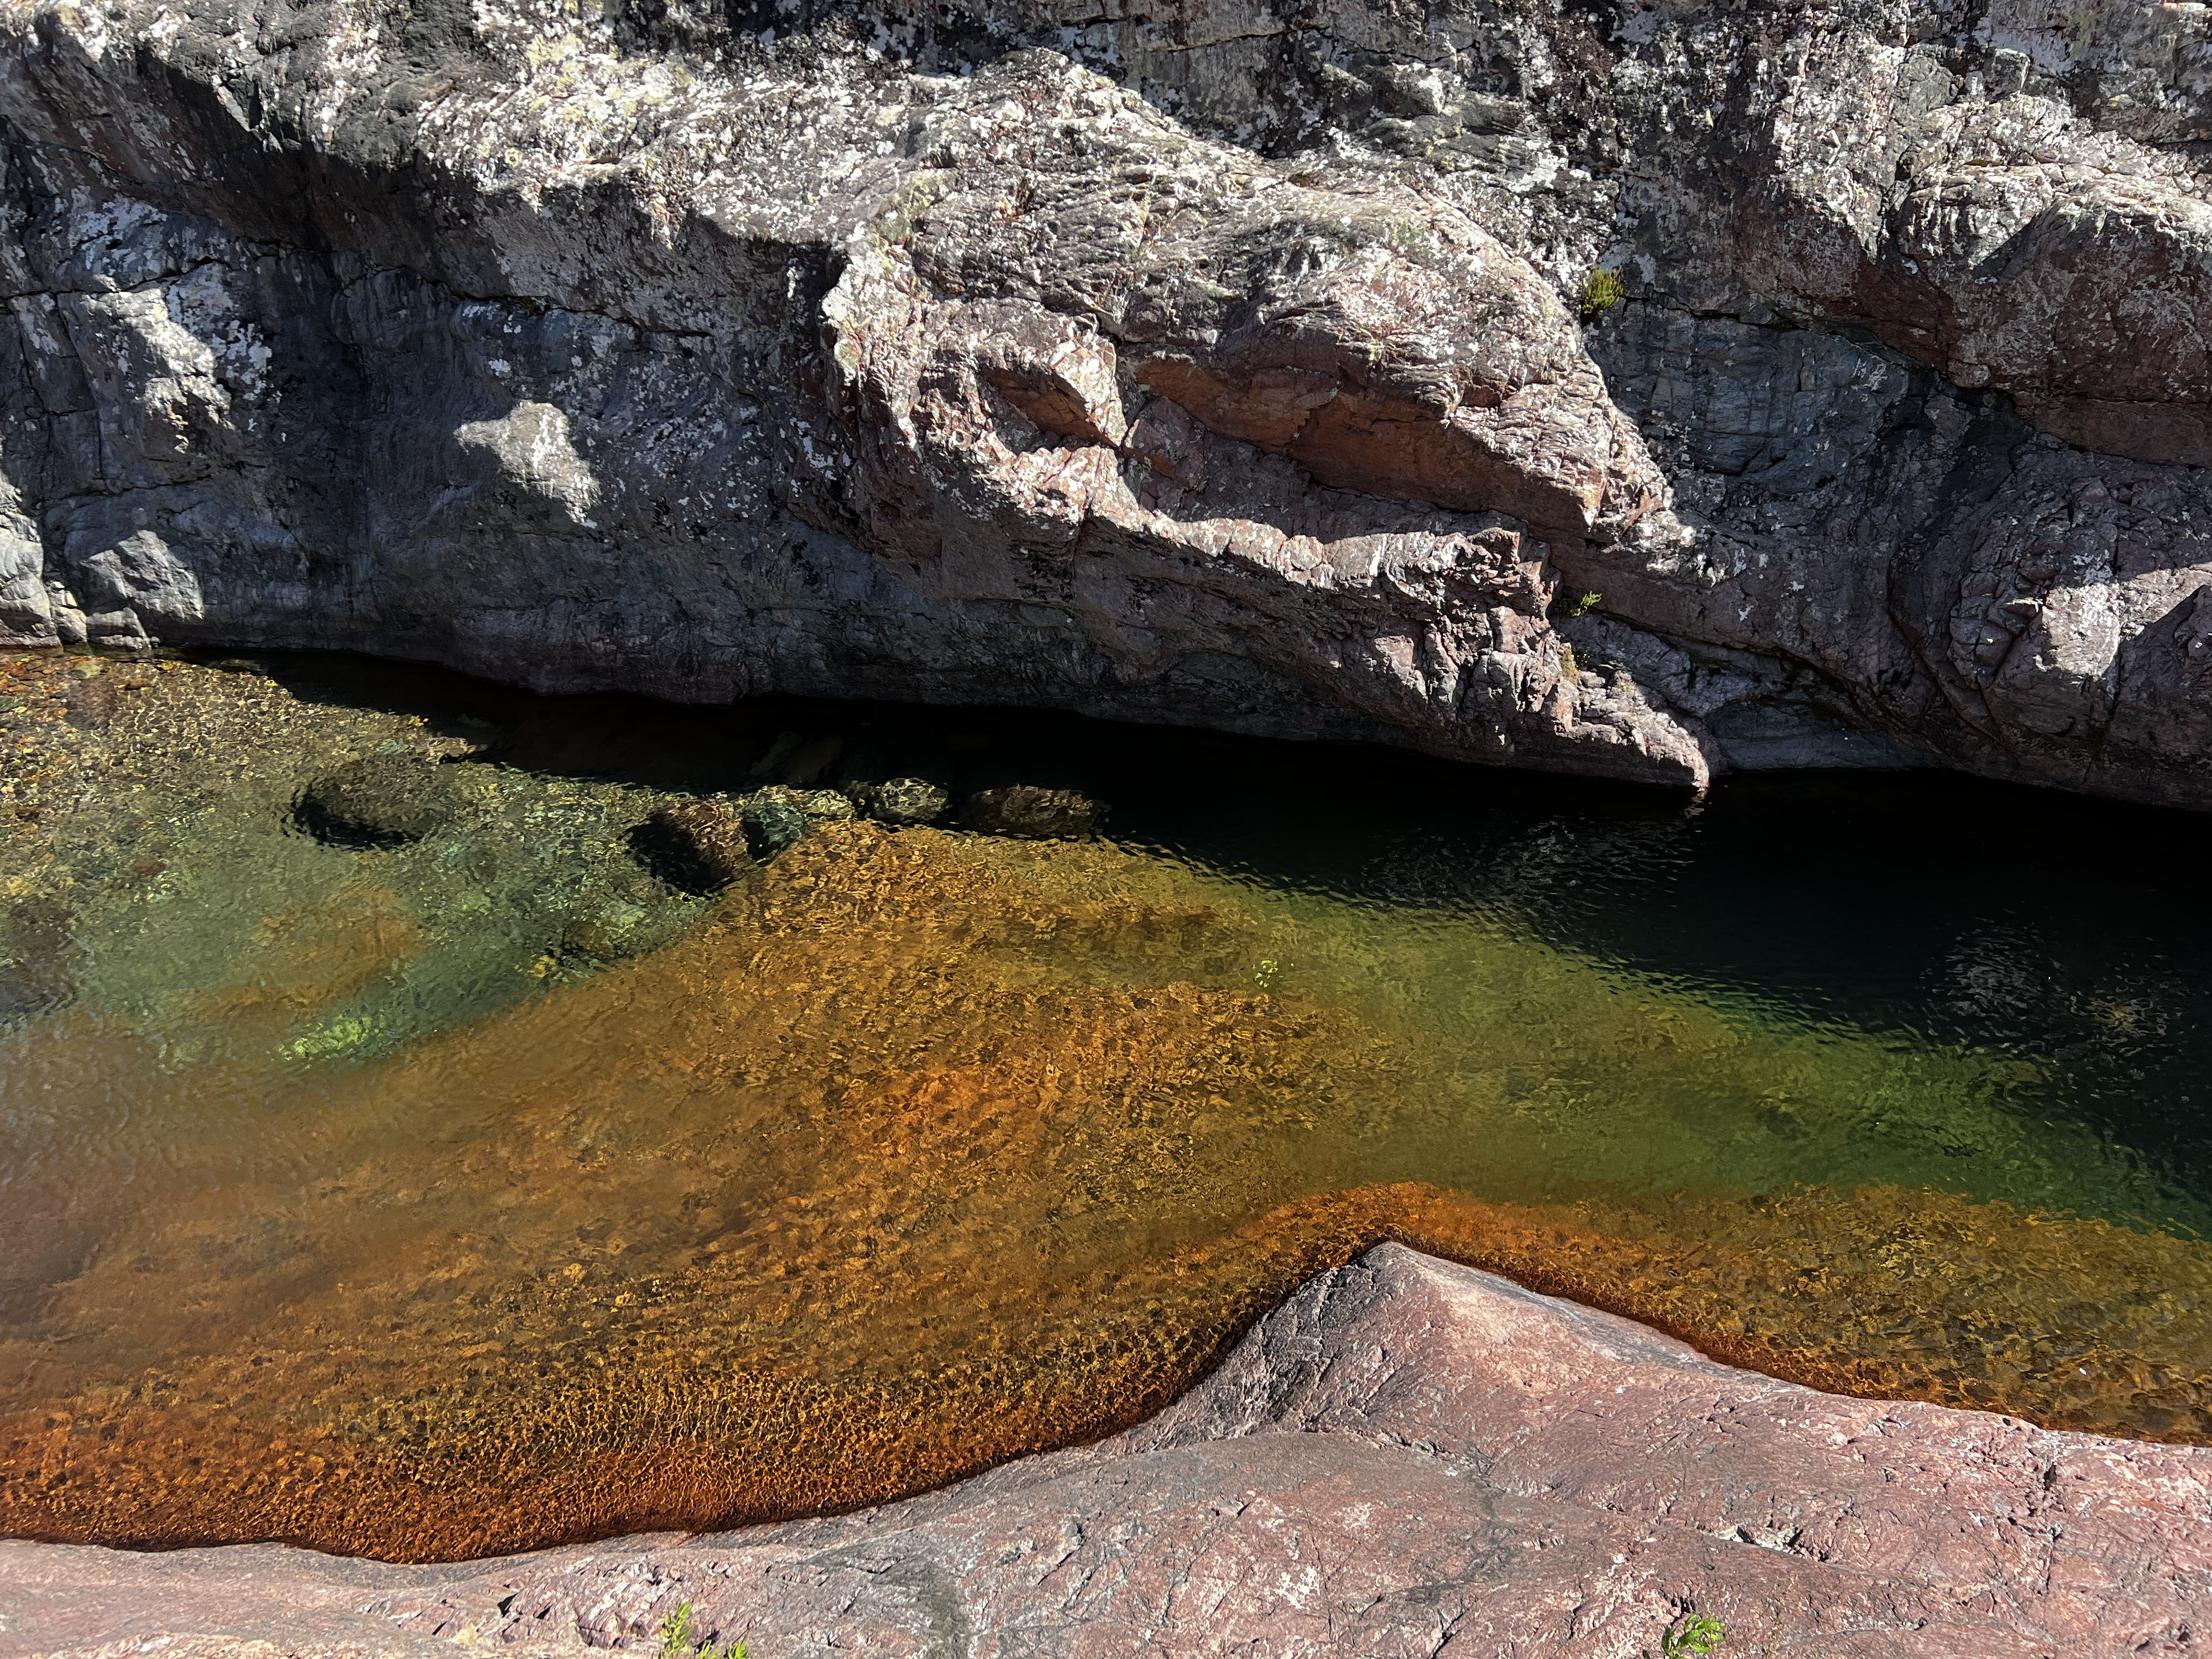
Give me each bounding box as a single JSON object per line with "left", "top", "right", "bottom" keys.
{"left": 3, "top": 648, "right": 2211, "bottom": 1562}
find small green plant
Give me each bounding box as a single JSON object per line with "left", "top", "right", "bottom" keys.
{"left": 1554, "top": 589, "right": 1603, "bottom": 618}
{"left": 1652, "top": 1614, "right": 1728, "bottom": 1657}
{"left": 659, "top": 1601, "right": 747, "bottom": 1659}
{"left": 1580, "top": 265, "right": 1627, "bottom": 321}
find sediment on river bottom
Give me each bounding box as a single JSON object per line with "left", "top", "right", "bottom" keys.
{"left": 6, "top": 803, "right": 2210, "bottom": 1561}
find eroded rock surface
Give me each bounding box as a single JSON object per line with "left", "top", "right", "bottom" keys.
{"left": 0, "top": 0, "right": 2205, "bottom": 802}
{"left": 3, "top": 1244, "right": 2205, "bottom": 1657}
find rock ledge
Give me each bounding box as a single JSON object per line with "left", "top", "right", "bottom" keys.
{"left": 3, "top": 1245, "right": 2205, "bottom": 1657}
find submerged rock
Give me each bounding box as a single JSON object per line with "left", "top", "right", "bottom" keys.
{"left": 778, "top": 738, "right": 846, "bottom": 789}
{"left": 781, "top": 787, "right": 857, "bottom": 822}
{"left": 0, "top": 897, "right": 76, "bottom": 1019}
{"left": 747, "top": 734, "right": 850, "bottom": 790}
{"left": 860, "top": 777, "right": 951, "bottom": 827}
{"left": 628, "top": 802, "right": 749, "bottom": 894}
{"left": 557, "top": 902, "right": 653, "bottom": 964}
{"left": 961, "top": 785, "right": 1103, "bottom": 839}
{"left": 739, "top": 795, "right": 811, "bottom": 857}
{"left": 732, "top": 786, "right": 853, "bottom": 858}
{"left": 61, "top": 674, "right": 122, "bottom": 731}
{"left": 294, "top": 757, "right": 458, "bottom": 848}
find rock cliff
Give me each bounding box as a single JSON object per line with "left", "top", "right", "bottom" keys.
{"left": 0, "top": 0, "right": 2206, "bottom": 802}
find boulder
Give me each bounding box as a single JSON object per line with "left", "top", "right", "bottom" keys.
{"left": 293, "top": 757, "right": 457, "bottom": 848}
{"left": 735, "top": 793, "right": 810, "bottom": 858}
{"left": 858, "top": 777, "right": 950, "bottom": 826}
{"left": 627, "top": 802, "right": 749, "bottom": 894}
{"left": 959, "top": 785, "right": 1103, "bottom": 839}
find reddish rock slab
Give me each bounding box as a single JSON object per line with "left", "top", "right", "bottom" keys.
{"left": 3, "top": 1245, "right": 2206, "bottom": 1657}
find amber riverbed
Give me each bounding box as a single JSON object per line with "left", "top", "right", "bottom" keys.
{"left": 2, "top": 650, "right": 2209, "bottom": 1561}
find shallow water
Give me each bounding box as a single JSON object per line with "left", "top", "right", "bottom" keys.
{"left": 2, "top": 651, "right": 2210, "bottom": 1560}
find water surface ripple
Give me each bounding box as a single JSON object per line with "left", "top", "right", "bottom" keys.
{"left": 2, "top": 650, "right": 2208, "bottom": 1559}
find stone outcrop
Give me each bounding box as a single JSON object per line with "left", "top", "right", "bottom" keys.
{"left": 4, "top": 1245, "right": 2206, "bottom": 1656}
{"left": 0, "top": 0, "right": 2204, "bottom": 803}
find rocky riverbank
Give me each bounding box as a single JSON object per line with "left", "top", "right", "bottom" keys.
{"left": 4, "top": 1245, "right": 2206, "bottom": 1658}
{"left": 0, "top": 0, "right": 2205, "bottom": 804}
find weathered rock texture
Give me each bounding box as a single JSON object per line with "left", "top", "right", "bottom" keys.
{"left": 4, "top": 1245, "right": 2207, "bottom": 1656}
{"left": 0, "top": 0, "right": 2206, "bottom": 802}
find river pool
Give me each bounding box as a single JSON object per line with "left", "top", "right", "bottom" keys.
{"left": 3, "top": 649, "right": 2208, "bottom": 1560}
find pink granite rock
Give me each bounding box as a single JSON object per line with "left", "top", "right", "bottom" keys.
{"left": 3, "top": 1245, "right": 2206, "bottom": 1657}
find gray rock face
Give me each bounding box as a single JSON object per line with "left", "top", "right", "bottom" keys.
{"left": 3, "top": 1245, "right": 2206, "bottom": 1657}
{"left": 0, "top": 0, "right": 2205, "bottom": 804}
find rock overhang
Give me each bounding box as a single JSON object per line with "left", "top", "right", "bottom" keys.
{"left": 0, "top": 0, "right": 2204, "bottom": 805}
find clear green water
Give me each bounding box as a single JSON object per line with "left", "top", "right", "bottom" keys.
{"left": 1120, "top": 771, "right": 2212, "bottom": 1234}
